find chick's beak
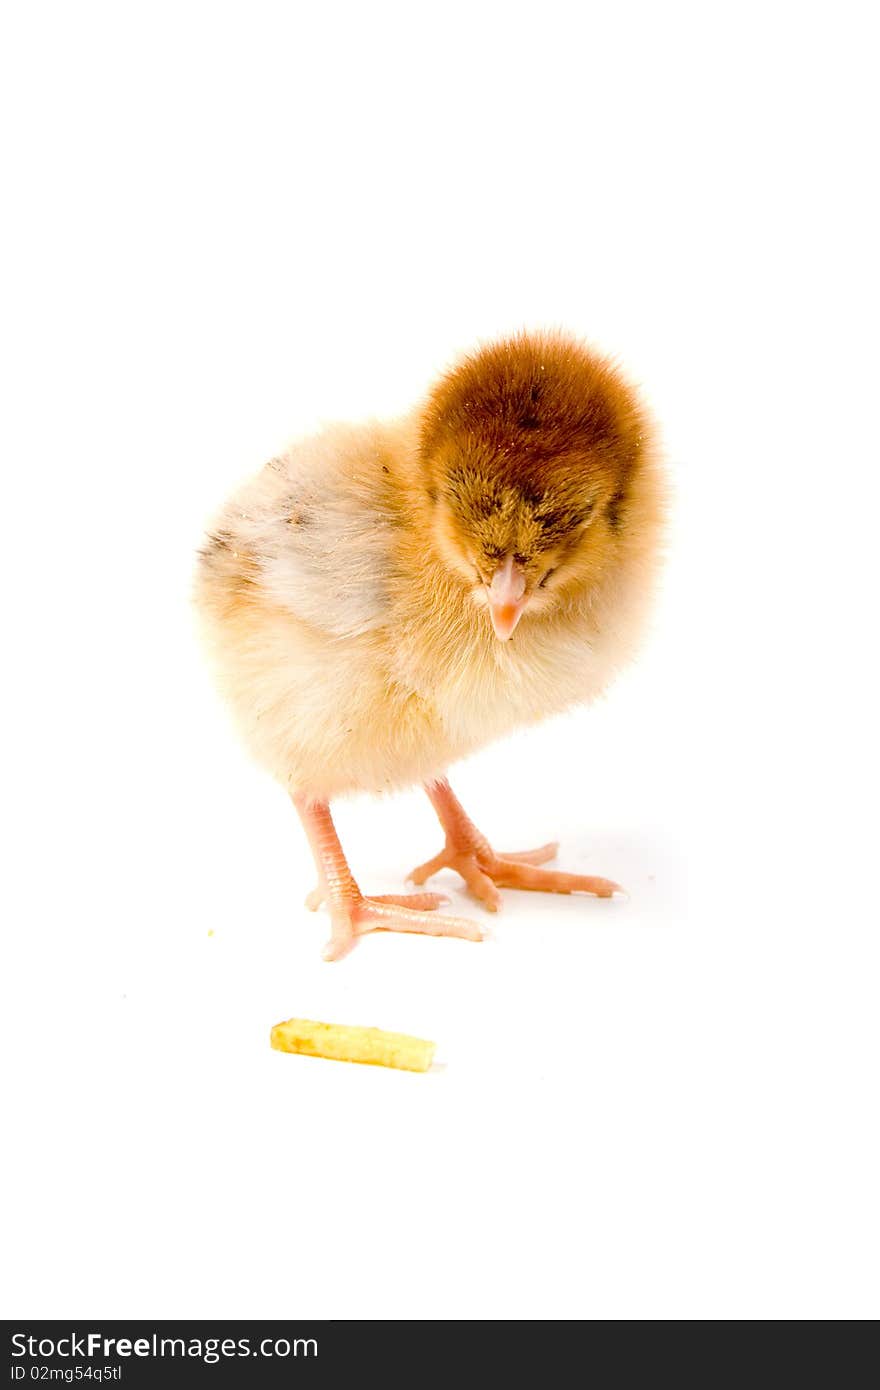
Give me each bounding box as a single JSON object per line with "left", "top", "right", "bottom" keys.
{"left": 487, "top": 555, "right": 527, "bottom": 640}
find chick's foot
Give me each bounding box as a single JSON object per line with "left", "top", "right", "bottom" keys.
{"left": 293, "top": 795, "right": 484, "bottom": 961}
{"left": 410, "top": 777, "right": 621, "bottom": 912}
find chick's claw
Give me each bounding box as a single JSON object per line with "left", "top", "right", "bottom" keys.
{"left": 413, "top": 778, "right": 622, "bottom": 910}
{"left": 293, "top": 794, "right": 483, "bottom": 960}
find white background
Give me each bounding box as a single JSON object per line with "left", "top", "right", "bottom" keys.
{"left": 2, "top": 1, "right": 877, "bottom": 1320}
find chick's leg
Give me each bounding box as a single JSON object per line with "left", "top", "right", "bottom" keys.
{"left": 292, "top": 794, "right": 483, "bottom": 961}
{"left": 410, "top": 778, "right": 621, "bottom": 912}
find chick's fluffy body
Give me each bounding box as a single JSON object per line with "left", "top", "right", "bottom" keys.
{"left": 195, "top": 334, "right": 665, "bottom": 801}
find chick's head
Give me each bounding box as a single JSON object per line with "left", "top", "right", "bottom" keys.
{"left": 419, "top": 332, "right": 652, "bottom": 640}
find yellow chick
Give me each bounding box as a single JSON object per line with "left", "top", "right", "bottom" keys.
{"left": 195, "top": 331, "right": 666, "bottom": 959}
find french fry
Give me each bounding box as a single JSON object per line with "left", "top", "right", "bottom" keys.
{"left": 270, "top": 1017, "right": 436, "bottom": 1072}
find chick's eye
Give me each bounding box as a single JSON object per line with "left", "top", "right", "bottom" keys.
{"left": 538, "top": 568, "right": 556, "bottom": 588}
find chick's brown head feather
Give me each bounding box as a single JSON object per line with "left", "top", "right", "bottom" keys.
{"left": 418, "top": 331, "right": 654, "bottom": 637}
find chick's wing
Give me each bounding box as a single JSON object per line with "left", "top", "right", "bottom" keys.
{"left": 210, "top": 423, "right": 401, "bottom": 641}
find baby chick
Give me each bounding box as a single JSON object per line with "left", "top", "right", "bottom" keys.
{"left": 195, "top": 331, "right": 665, "bottom": 960}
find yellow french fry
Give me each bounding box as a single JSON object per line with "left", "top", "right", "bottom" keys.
{"left": 270, "top": 1017, "right": 436, "bottom": 1073}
